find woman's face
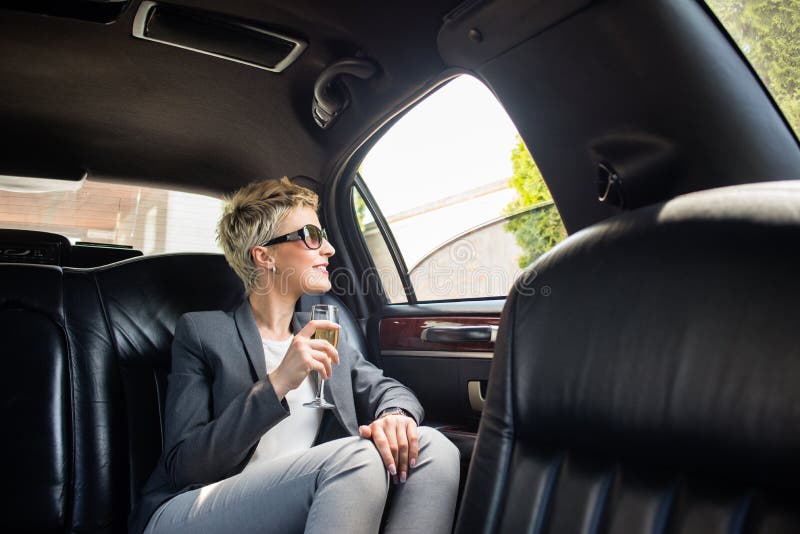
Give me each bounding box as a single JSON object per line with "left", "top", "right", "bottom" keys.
{"left": 255, "top": 205, "right": 335, "bottom": 296}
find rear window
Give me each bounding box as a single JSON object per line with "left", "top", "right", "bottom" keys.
{"left": 0, "top": 179, "right": 224, "bottom": 254}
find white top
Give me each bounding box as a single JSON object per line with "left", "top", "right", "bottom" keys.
{"left": 244, "top": 334, "right": 324, "bottom": 469}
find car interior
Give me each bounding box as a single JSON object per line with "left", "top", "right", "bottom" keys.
{"left": 1, "top": 0, "right": 799, "bottom": 532}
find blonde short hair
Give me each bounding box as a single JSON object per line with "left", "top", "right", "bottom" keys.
{"left": 216, "top": 177, "right": 319, "bottom": 295}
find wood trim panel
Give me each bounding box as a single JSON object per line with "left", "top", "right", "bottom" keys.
{"left": 379, "top": 315, "right": 500, "bottom": 352}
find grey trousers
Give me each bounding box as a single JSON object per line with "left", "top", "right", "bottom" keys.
{"left": 143, "top": 426, "right": 461, "bottom": 534}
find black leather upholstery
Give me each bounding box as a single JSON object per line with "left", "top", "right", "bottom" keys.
{"left": 0, "top": 252, "right": 364, "bottom": 532}
{"left": 93, "top": 254, "right": 246, "bottom": 516}
{"left": 1, "top": 265, "right": 69, "bottom": 532}
{"left": 0, "top": 229, "right": 71, "bottom": 265}
{"left": 455, "top": 182, "right": 800, "bottom": 534}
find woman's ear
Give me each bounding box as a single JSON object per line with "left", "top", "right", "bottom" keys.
{"left": 251, "top": 246, "right": 274, "bottom": 269}
{"left": 254, "top": 247, "right": 282, "bottom": 272}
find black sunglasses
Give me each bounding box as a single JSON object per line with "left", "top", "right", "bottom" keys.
{"left": 260, "top": 223, "right": 329, "bottom": 250}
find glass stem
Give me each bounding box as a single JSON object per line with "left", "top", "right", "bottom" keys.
{"left": 316, "top": 372, "right": 326, "bottom": 400}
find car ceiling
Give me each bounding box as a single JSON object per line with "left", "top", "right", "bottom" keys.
{"left": 0, "top": 0, "right": 457, "bottom": 197}
{"left": 2, "top": 0, "right": 800, "bottom": 235}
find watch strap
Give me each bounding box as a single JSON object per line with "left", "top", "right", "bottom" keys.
{"left": 378, "top": 407, "right": 409, "bottom": 419}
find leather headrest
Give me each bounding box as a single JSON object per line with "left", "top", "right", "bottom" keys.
{"left": 500, "top": 181, "right": 800, "bottom": 487}
{"left": 0, "top": 263, "right": 63, "bottom": 318}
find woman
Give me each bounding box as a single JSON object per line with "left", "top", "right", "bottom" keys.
{"left": 129, "top": 177, "right": 461, "bottom": 534}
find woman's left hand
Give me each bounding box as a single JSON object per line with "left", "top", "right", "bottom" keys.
{"left": 359, "top": 414, "right": 418, "bottom": 484}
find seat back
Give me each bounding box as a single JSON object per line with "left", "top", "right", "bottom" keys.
{"left": 0, "top": 264, "right": 70, "bottom": 532}
{"left": 455, "top": 183, "right": 800, "bottom": 533}
{"left": 63, "top": 267, "right": 127, "bottom": 532}
{"left": 0, "top": 251, "right": 365, "bottom": 532}
{"left": 94, "top": 255, "right": 364, "bottom": 520}
{"left": 89, "top": 254, "right": 245, "bottom": 513}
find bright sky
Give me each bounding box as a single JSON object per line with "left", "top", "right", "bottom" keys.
{"left": 359, "top": 75, "right": 520, "bottom": 218}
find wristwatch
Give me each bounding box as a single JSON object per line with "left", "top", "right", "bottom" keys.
{"left": 378, "top": 407, "right": 409, "bottom": 419}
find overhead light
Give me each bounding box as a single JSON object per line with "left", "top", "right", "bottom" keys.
{"left": 0, "top": 172, "right": 87, "bottom": 193}
{"left": 132, "top": 1, "right": 307, "bottom": 73}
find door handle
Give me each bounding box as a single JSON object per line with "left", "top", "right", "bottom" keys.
{"left": 420, "top": 325, "right": 498, "bottom": 343}
{"left": 468, "top": 380, "right": 486, "bottom": 412}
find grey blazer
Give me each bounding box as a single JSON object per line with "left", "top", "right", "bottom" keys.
{"left": 128, "top": 297, "right": 424, "bottom": 534}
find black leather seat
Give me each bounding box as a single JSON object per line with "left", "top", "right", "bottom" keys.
{"left": 455, "top": 182, "right": 800, "bottom": 533}
{"left": 0, "top": 264, "right": 70, "bottom": 532}
{"left": 0, "top": 252, "right": 364, "bottom": 532}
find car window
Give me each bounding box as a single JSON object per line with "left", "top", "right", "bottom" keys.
{"left": 704, "top": 0, "right": 800, "bottom": 136}
{"left": 0, "top": 178, "right": 224, "bottom": 255}
{"left": 356, "top": 75, "right": 567, "bottom": 302}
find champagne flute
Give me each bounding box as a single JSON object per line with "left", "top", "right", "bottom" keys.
{"left": 303, "top": 304, "right": 339, "bottom": 409}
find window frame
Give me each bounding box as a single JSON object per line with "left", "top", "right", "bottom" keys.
{"left": 353, "top": 173, "right": 417, "bottom": 304}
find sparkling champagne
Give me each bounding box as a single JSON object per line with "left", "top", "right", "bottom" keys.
{"left": 313, "top": 327, "right": 339, "bottom": 351}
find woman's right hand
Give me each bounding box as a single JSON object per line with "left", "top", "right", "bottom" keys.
{"left": 268, "top": 319, "right": 340, "bottom": 400}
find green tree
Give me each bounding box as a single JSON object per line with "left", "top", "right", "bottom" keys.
{"left": 502, "top": 136, "right": 568, "bottom": 268}
{"left": 706, "top": 0, "right": 800, "bottom": 134}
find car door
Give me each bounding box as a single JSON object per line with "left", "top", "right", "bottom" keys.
{"left": 326, "top": 74, "right": 569, "bottom": 505}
